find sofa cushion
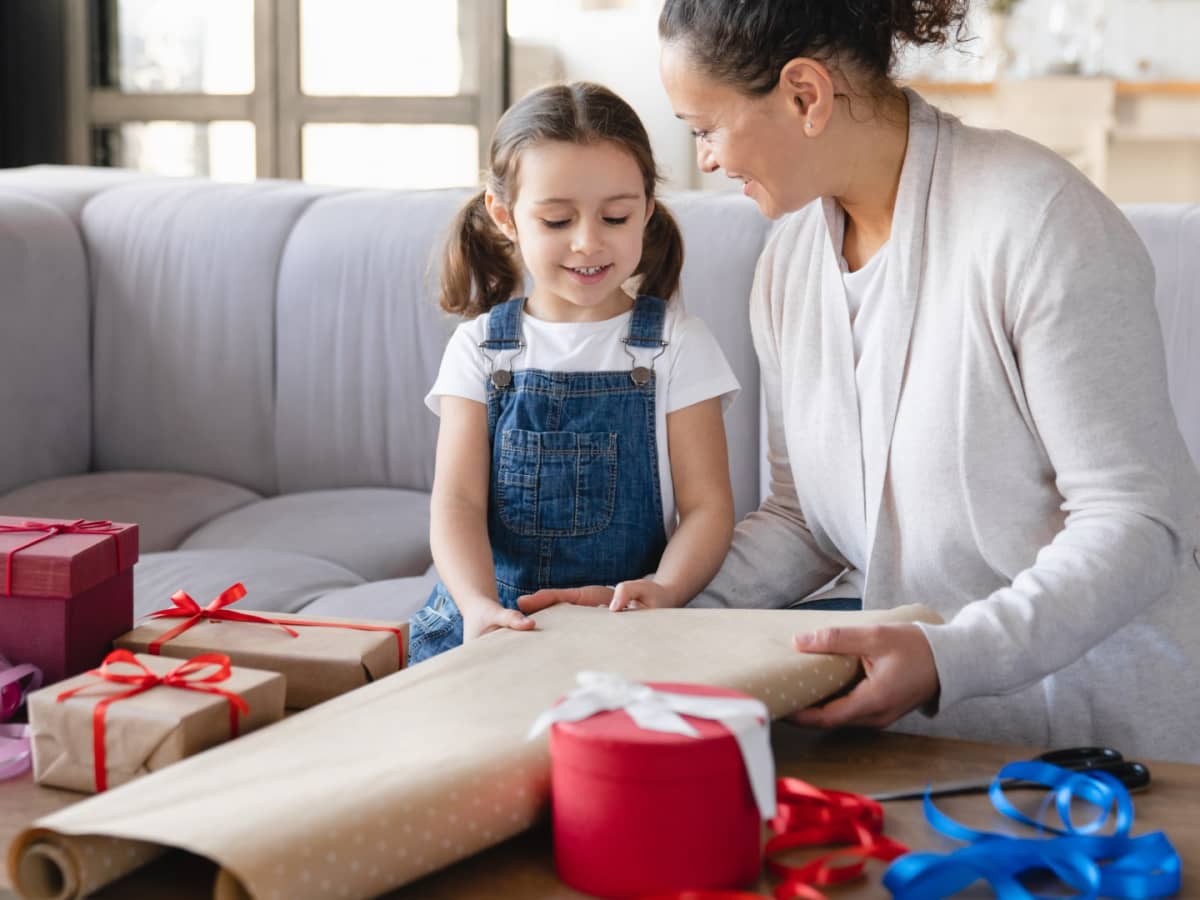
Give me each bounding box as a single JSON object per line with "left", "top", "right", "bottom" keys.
{"left": 0, "top": 471, "right": 260, "bottom": 552}
{"left": 84, "top": 180, "right": 332, "bottom": 496}
{"left": 273, "top": 189, "right": 466, "bottom": 495}
{"left": 0, "top": 164, "right": 158, "bottom": 223}
{"left": 177, "top": 488, "right": 432, "bottom": 582}
{"left": 0, "top": 191, "right": 90, "bottom": 496}
{"left": 298, "top": 572, "right": 439, "bottom": 623}
{"left": 133, "top": 549, "right": 365, "bottom": 617}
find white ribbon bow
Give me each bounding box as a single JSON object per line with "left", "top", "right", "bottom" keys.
{"left": 529, "top": 671, "right": 776, "bottom": 818}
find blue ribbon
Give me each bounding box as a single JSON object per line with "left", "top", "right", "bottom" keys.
{"left": 882, "top": 760, "right": 1181, "bottom": 899}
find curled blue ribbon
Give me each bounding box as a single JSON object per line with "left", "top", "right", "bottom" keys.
{"left": 882, "top": 760, "right": 1181, "bottom": 899}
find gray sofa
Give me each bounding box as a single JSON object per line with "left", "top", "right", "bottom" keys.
{"left": 1, "top": 165, "right": 1196, "bottom": 625}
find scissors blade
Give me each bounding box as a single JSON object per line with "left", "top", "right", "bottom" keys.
{"left": 871, "top": 759, "right": 1151, "bottom": 802}
{"left": 869, "top": 778, "right": 998, "bottom": 802}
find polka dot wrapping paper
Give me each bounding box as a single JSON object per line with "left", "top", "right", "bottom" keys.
{"left": 7, "top": 602, "right": 940, "bottom": 900}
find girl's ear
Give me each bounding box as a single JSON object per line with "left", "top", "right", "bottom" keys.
{"left": 485, "top": 191, "right": 518, "bottom": 241}
{"left": 644, "top": 197, "right": 655, "bottom": 226}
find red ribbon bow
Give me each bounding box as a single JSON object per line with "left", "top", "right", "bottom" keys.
{"left": 55, "top": 649, "right": 250, "bottom": 792}
{"left": 0, "top": 519, "right": 124, "bottom": 596}
{"left": 144, "top": 583, "right": 299, "bottom": 654}
{"left": 143, "top": 583, "right": 407, "bottom": 667}
{"left": 640, "top": 777, "right": 909, "bottom": 900}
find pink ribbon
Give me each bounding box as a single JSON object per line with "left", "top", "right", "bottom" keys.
{"left": 0, "top": 654, "right": 42, "bottom": 721}
{"left": 0, "top": 655, "right": 39, "bottom": 780}
{"left": 0, "top": 723, "right": 32, "bottom": 780}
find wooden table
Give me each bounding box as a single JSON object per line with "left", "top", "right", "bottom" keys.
{"left": 4, "top": 726, "right": 1197, "bottom": 898}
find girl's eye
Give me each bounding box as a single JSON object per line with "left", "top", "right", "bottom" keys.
{"left": 541, "top": 219, "right": 571, "bottom": 229}
{"left": 691, "top": 129, "right": 711, "bottom": 141}
{"left": 603, "top": 216, "right": 629, "bottom": 226}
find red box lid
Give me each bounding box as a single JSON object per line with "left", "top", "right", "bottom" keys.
{"left": 0, "top": 516, "right": 139, "bottom": 599}
{"left": 550, "top": 682, "right": 757, "bottom": 782}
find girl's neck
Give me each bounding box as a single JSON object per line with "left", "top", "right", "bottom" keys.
{"left": 524, "top": 287, "right": 634, "bottom": 323}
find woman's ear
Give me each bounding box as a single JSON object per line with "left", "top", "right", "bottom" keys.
{"left": 485, "top": 191, "right": 518, "bottom": 241}
{"left": 778, "top": 57, "right": 835, "bottom": 136}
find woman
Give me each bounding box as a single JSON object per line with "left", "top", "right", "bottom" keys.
{"left": 525, "top": 0, "right": 1200, "bottom": 762}
{"left": 656, "top": 0, "right": 1200, "bottom": 761}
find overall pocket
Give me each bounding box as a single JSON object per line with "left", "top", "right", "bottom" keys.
{"left": 497, "top": 428, "right": 617, "bottom": 537}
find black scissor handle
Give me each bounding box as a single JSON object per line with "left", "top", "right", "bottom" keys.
{"left": 1038, "top": 746, "right": 1124, "bottom": 767}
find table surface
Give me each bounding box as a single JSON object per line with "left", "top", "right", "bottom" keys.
{"left": 4, "top": 725, "right": 1197, "bottom": 899}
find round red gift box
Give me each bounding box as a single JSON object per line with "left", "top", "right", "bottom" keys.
{"left": 548, "top": 682, "right": 764, "bottom": 898}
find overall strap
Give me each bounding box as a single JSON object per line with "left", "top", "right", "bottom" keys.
{"left": 480, "top": 297, "right": 525, "bottom": 350}
{"left": 625, "top": 295, "right": 668, "bottom": 348}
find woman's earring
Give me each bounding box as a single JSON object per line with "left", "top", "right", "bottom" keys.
{"left": 805, "top": 121, "right": 814, "bottom": 133}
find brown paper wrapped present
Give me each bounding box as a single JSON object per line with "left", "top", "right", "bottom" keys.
{"left": 113, "top": 583, "right": 407, "bottom": 709}
{"left": 9, "top": 603, "right": 941, "bottom": 900}
{"left": 28, "top": 650, "right": 285, "bottom": 793}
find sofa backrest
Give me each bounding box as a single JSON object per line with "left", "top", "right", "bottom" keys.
{"left": 0, "top": 189, "right": 91, "bottom": 495}
{"left": 1123, "top": 205, "right": 1200, "bottom": 471}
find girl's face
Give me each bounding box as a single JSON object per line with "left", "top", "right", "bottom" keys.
{"left": 487, "top": 140, "right": 653, "bottom": 322}
{"left": 659, "top": 42, "right": 821, "bottom": 219}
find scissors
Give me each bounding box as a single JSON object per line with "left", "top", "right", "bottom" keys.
{"left": 869, "top": 746, "right": 1151, "bottom": 802}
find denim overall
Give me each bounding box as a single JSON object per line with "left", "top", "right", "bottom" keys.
{"left": 408, "top": 295, "right": 670, "bottom": 663}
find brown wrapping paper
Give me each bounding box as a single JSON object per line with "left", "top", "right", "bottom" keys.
{"left": 114, "top": 610, "right": 407, "bottom": 709}
{"left": 28, "top": 653, "right": 286, "bottom": 793}
{"left": 9, "top": 603, "right": 941, "bottom": 900}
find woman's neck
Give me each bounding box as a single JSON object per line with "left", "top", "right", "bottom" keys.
{"left": 833, "top": 89, "right": 909, "bottom": 272}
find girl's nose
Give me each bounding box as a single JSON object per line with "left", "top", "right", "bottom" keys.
{"left": 570, "top": 223, "right": 602, "bottom": 254}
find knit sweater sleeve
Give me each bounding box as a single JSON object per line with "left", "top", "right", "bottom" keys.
{"left": 920, "top": 177, "right": 1192, "bottom": 711}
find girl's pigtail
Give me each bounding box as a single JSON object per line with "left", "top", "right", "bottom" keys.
{"left": 636, "top": 201, "right": 685, "bottom": 302}
{"left": 439, "top": 189, "right": 522, "bottom": 317}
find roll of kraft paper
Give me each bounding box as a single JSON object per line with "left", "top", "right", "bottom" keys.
{"left": 8, "top": 603, "right": 941, "bottom": 900}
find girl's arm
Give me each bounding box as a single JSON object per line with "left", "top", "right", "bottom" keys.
{"left": 431, "top": 396, "right": 533, "bottom": 638}
{"left": 523, "top": 397, "right": 734, "bottom": 613}
{"left": 625, "top": 395, "right": 735, "bottom": 609}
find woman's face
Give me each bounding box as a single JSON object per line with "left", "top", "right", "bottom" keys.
{"left": 659, "top": 42, "right": 825, "bottom": 219}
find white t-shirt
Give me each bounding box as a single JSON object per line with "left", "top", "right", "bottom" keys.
{"left": 425, "top": 301, "right": 740, "bottom": 535}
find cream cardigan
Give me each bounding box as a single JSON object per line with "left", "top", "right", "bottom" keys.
{"left": 695, "top": 90, "right": 1200, "bottom": 762}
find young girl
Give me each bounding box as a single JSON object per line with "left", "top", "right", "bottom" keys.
{"left": 409, "top": 82, "right": 740, "bottom": 664}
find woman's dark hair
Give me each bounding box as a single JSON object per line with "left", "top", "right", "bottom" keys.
{"left": 658, "top": 0, "right": 969, "bottom": 95}
{"left": 440, "top": 81, "right": 684, "bottom": 317}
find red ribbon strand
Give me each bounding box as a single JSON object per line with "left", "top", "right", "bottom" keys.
{"left": 55, "top": 650, "right": 249, "bottom": 792}
{"left": 143, "top": 583, "right": 406, "bottom": 667}
{"left": 0, "top": 519, "right": 124, "bottom": 596}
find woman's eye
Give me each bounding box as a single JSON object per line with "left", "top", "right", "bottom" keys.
{"left": 691, "top": 129, "right": 710, "bottom": 141}
{"left": 603, "top": 216, "right": 630, "bottom": 226}
{"left": 541, "top": 219, "right": 571, "bottom": 229}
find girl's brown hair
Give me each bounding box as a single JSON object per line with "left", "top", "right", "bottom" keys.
{"left": 439, "top": 81, "right": 684, "bottom": 318}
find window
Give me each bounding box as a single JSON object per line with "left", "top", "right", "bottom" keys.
{"left": 66, "top": 0, "right": 506, "bottom": 188}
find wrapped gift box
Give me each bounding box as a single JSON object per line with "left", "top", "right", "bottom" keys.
{"left": 29, "top": 651, "right": 285, "bottom": 793}
{"left": 548, "top": 680, "right": 767, "bottom": 897}
{"left": 115, "top": 604, "right": 407, "bottom": 709}
{"left": 0, "top": 517, "right": 138, "bottom": 683}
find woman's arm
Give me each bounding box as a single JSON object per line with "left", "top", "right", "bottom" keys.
{"left": 431, "top": 396, "right": 532, "bottom": 638}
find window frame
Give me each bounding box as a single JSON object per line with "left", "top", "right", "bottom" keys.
{"left": 63, "top": 0, "right": 508, "bottom": 182}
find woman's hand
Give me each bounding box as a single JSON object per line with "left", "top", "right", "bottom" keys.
{"left": 518, "top": 580, "right": 679, "bottom": 614}
{"left": 789, "top": 624, "right": 940, "bottom": 728}
{"left": 461, "top": 600, "right": 535, "bottom": 642}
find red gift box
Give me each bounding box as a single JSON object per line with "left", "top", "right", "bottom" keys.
{"left": 0, "top": 517, "right": 138, "bottom": 684}
{"left": 548, "top": 682, "right": 766, "bottom": 898}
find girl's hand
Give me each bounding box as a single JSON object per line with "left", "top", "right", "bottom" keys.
{"left": 518, "top": 580, "right": 679, "bottom": 614}
{"left": 461, "top": 600, "right": 535, "bottom": 642}
{"left": 789, "top": 624, "right": 940, "bottom": 729}
{"left": 517, "top": 585, "right": 615, "bottom": 615}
